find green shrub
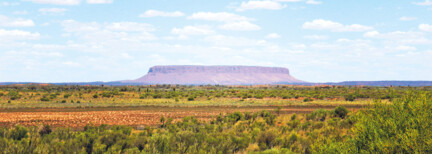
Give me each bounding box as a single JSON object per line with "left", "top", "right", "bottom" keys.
{"left": 187, "top": 96, "right": 195, "bottom": 101}
{"left": 260, "top": 110, "right": 277, "bottom": 125}
{"left": 63, "top": 94, "right": 71, "bottom": 98}
{"left": 291, "top": 114, "right": 297, "bottom": 120}
{"left": 252, "top": 148, "right": 292, "bottom": 154}
{"left": 288, "top": 120, "right": 300, "bottom": 129}
{"left": 226, "top": 112, "right": 244, "bottom": 123}
{"left": 152, "top": 93, "right": 162, "bottom": 99}
{"left": 312, "top": 122, "right": 324, "bottom": 129}
{"left": 345, "top": 94, "right": 356, "bottom": 101}
{"left": 39, "top": 125, "right": 52, "bottom": 136}
{"left": 257, "top": 130, "right": 278, "bottom": 150}
{"left": 275, "top": 106, "right": 282, "bottom": 115}
{"left": 282, "top": 132, "right": 298, "bottom": 149}
{"left": 255, "top": 94, "right": 264, "bottom": 99}
{"left": 49, "top": 94, "right": 57, "bottom": 99}
{"left": 139, "top": 94, "right": 146, "bottom": 99}
{"left": 282, "top": 95, "right": 291, "bottom": 99}
{"left": 303, "top": 97, "right": 313, "bottom": 102}
{"left": 8, "top": 91, "right": 21, "bottom": 100}
{"left": 244, "top": 112, "right": 252, "bottom": 120}
{"left": 349, "top": 93, "right": 432, "bottom": 153}
{"left": 306, "top": 109, "right": 328, "bottom": 121}
{"left": 40, "top": 97, "right": 50, "bottom": 101}
{"left": 11, "top": 125, "right": 28, "bottom": 140}
{"left": 334, "top": 106, "right": 349, "bottom": 118}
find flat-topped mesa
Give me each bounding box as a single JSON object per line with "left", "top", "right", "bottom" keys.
{"left": 148, "top": 65, "right": 290, "bottom": 74}
{"left": 131, "top": 65, "right": 304, "bottom": 85}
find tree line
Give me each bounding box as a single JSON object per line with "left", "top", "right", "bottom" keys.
{"left": 1, "top": 85, "right": 431, "bottom": 103}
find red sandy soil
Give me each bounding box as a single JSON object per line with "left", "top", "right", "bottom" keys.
{"left": 0, "top": 105, "right": 363, "bottom": 128}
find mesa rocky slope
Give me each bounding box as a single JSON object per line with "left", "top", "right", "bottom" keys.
{"left": 125, "top": 65, "right": 304, "bottom": 85}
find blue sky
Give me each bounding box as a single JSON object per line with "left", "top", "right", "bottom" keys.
{"left": 0, "top": 0, "right": 431, "bottom": 82}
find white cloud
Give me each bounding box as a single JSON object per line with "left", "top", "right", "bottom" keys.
{"left": 413, "top": 0, "right": 432, "bottom": 6}
{"left": 4, "top": 51, "right": 63, "bottom": 58}
{"left": 205, "top": 34, "right": 268, "bottom": 47}
{"left": 13, "top": 11, "right": 28, "bottom": 15}
{"left": 219, "top": 21, "right": 260, "bottom": 31}
{"left": 303, "top": 19, "right": 373, "bottom": 32}
{"left": 86, "top": 0, "right": 113, "bottom": 4}
{"left": 0, "top": 15, "right": 34, "bottom": 27}
{"left": 0, "top": 2, "right": 20, "bottom": 6}
{"left": 62, "top": 61, "right": 82, "bottom": 67}
{"left": 236, "top": 1, "right": 286, "bottom": 11}
{"left": 188, "top": 12, "right": 252, "bottom": 22}
{"left": 336, "top": 38, "right": 371, "bottom": 44}
{"left": 23, "top": 0, "right": 81, "bottom": 5}
{"left": 266, "top": 33, "right": 281, "bottom": 39}
{"left": 419, "top": 24, "right": 432, "bottom": 32}
{"left": 0, "top": 29, "right": 40, "bottom": 40}
{"left": 120, "top": 53, "right": 132, "bottom": 59}
{"left": 38, "top": 8, "right": 67, "bottom": 15}
{"left": 171, "top": 25, "right": 214, "bottom": 36}
{"left": 188, "top": 12, "right": 259, "bottom": 31}
{"left": 139, "top": 10, "right": 184, "bottom": 18}
{"left": 105, "top": 22, "right": 154, "bottom": 32}
{"left": 60, "top": 20, "right": 157, "bottom": 42}
{"left": 25, "top": 0, "right": 112, "bottom": 5}
{"left": 364, "top": 30, "right": 432, "bottom": 45}
{"left": 62, "top": 20, "right": 155, "bottom": 33}
{"left": 303, "top": 35, "right": 327, "bottom": 40}
{"left": 395, "top": 45, "right": 416, "bottom": 51}
{"left": 306, "top": 0, "right": 322, "bottom": 5}
{"left": 399, "top": 16, "right": 417, "bottom": 21}
{"left": 61, "top": 20, "right": 100, "bottom": 33}
{"left": 275, "top": 0, "right": 302, "bottom": 2}
{"left": 363, "top": 31, "right": 380, "bottom": 37}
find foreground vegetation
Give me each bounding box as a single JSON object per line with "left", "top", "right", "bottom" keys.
{"left": 0, "top": 92, "right": 430, "bottom": 153}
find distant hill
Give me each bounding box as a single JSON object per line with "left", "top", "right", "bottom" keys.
{"left": 328, "top": 81, "right": 432, "bottom": 86}
{"left": 124, "top": 65, "right": 304, "bottom": 85}
{"left": 276, "top": 81, "right": 432, "bottom": 86}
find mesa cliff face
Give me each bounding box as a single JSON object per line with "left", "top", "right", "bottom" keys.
{"left": 128, "top": 65, "right": 304, "bottom": 85}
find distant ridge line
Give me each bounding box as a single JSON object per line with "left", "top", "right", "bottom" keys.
{"left": 2, "top": 81, "right": 432, "bottom": 86}
{"left": 2, "top": 65, "right": 432, "bottom": 86}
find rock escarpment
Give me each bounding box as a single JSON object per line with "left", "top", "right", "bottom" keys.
{"left": 128, "top": 65, "right": 304, "bottom": 85}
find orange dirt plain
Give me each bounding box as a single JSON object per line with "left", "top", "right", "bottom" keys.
{"left": 0, "top": 105, "right": 363, "bottom": 128}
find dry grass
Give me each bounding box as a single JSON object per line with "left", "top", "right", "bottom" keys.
{"left": 0, "top": 89, "right": 372, "bottom": 109}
